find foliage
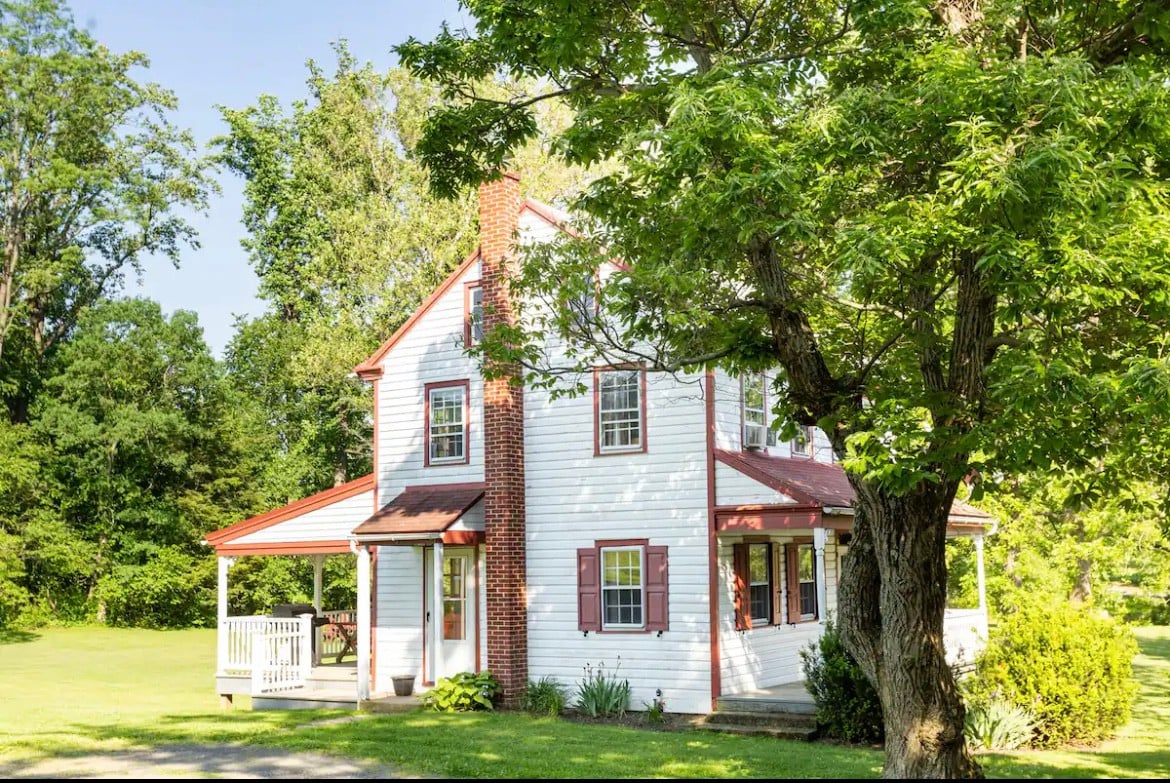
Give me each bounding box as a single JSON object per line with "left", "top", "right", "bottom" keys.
{"left": 420, "top": 670, "right": 501, "bottom": 713}
{"left": 400, "top": 2, "right": 1170, "bottom": 773}
{"left": 801, "top": 620, "right": 884, "bottom": 744}
{"left": 575, "top": 660, "right": 631, "bottom": 718}
{"left": 967, "top": 604, "right": 1139, "bottom": 748}
{"left": 963, "top": 698, "right": 1036, "bottom": 751}
{"left": 522, "top": 676, "right": 569, "bottom": 717}
{"left": 642, "top": 696, "right": 666, "bottom": 724}
{"left": 1123, "top": 594, "right": 1170, "bottom": 627}
{"left": 0, "top": 0, "right": 212, "bottom": 418}
{"left": 94, "top": 547, "right": 216, "bottom": 629}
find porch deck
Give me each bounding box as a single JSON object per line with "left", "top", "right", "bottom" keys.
{"left": 717, "top": 681, "right": 816, "bottom": 715}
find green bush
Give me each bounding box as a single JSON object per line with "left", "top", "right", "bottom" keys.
{"left": 800, "top": 619, "right": 884, "bottom": 743}
{"left": 420, "top": 671, "right": 501, "bottom": 712}
{"left": 965, "top": 604, "right": 1138, "bottom": 748}
{"left": 523, "top": 676, "right": 569, "bottom": 716}
{"left": 576, "top": 661, "right": 631, "bottom": 718}
{"left": 96, "top": 548, "right": 216, "bottom": 628}
{"left": 1121, "top": 594, "right": 1170, "bottom": 626}
{"left": 964, "top": 698, "right": 1036, "bottom": 750}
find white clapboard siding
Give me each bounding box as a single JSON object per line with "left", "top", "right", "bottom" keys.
{"left": 718, "top": 533, "right": 840, "bottom": 694}
{"left": 229, "top": 490, "right": 374, "bottom": 545}
{"left": 715, "top": 462, "right": 796, "bottom": 507}
{"left": 712, "top": 368, "right": 837, "bottom": 463}
{"left": 373, "top": 545, "right": 425, "bottom": 690}
{"left": 524, "top": 362, "right": 714, "bottom": 716}
{"left": 374, "top": 258, "right": 484, "bottom": 507}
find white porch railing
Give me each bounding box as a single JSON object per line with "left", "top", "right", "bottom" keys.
{"left": 250, "top": 615, "right": 313, "bottom": 694}
{"left": 217, "top": 616, "right": 310, "bottom": 677}
{"left": 320, "top": 609, "right": 358, "bottom": 662}
{"left": 943, "top": 607, "right": 989, "bottom": 670}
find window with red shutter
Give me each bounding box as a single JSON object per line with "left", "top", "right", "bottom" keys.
{"left": 577, "top": 540, "right": 669, "bottom": 633}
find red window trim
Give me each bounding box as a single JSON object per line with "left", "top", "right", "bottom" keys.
{"left": 785, "top": 537, "right": 818, "bottom": 624}
{"left": 423, "top": 379, "right": 471, "bottom": 468}
{"left": 592, "top": 364, "right": 648, "bottom": 457}
{"left": 463, "top": 281, "right": 482, "bottom": 349}
{"left": 593, "top": 538, "right": 650, "bottom": 634}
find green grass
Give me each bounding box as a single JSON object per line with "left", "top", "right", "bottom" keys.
{"left": 0, "top": 625, "right": 1167, "bottom": 778}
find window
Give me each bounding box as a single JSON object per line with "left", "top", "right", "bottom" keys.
{"left": 786, "top": 542, "right": 818, "bottom": 622}
{"left": 442, "top": 556, "right": 466, "bottom": 640}
{"left": 425, "top": 381, "right": 469, "bottom": 466}
{"left": 594, "top": 367, "right": 646, "bottom": 455}
{"left": 601, "top": 546, "right": 644, "bottom": 629}
{"left": 791, "top": 425, "right": 814, "bottom": 457}
{"left": 742, "top": 373, "right": 778, "bottom": 450}
{"left": 576, "top": 540, "right": 669, "bottom": 633}
{"left": 464, "top": 283, "right": 483, "bottom": 347}
{"left": 748, "top": 544, "right": 772, "bottom": 625}
{"left": 571, "top": 272, "right": 598, "bottom": 329}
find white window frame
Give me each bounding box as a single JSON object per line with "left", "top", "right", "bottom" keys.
{"left": 597, "top": 369, "right": 642, "bottom": 454}
{"left": 600, "top": 545, "right": 646, "bottom": 630}
{"left": 468, "top": 286, "right": 484, "bottom": 345}
{"left": 791, "top": 424, "right": 814, "bottom": 457}
{"left": 428, "top": 385, "right": 466, "bottom": 464}
{"left": 748, "top": 543, "right": 772, "bottom": 626}
{"left": 795, "top": 543, "right": 817, "bottom": 621}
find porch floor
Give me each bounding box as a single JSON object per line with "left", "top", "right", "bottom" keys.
{"left": 251, "top": 688, "right": 420, "bottom": 713}
{"left": 717, "top": 682, "right": 816, "bottom": 715}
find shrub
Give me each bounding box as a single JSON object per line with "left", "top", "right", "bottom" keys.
{"left": 964, "top": 698, "right": 1036, "bottom": 751}
{"left": 523, "top": 676, "right": 569, "bottom": 716}
{"left": 576, "top": 660, "right": 631, "bottom": 718}
{"left": 965, "top": 604, "right": 1138, "bottom": 748}
{"left": 96, "top": 548, "right": 216, "bottom": 628}
{"left": 420, "top": 671, "right": 500, "bottom": 712}
{"left": 800, "top": 619, "right": 884, "bottom": 744}
{"left": 1121, "top": 594, "right": 1170, "bottom": 626}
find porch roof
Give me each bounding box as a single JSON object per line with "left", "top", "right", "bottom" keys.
{"left": 351, "top": 482, "right": 485, "bottom": 540}
{"left": 714, "top": 449, "right": 992, "bottom": 525}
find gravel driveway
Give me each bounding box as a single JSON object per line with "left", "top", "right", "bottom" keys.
{"left": 0, "top": 743, "right": 421, "bottom": 779}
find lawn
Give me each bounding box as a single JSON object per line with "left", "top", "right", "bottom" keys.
{"left": 0, "top": 625, "right": 1166, "bottom": 778}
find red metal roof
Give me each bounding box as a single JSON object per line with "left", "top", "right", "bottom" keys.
{"left": 715, "top": 449, "right": 991, "bottom": 520}
{"left": 352, "top": 482, "right": 485, "bottom": 537}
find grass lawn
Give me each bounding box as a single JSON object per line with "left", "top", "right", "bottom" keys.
{"left": 0, "top": 625, "right": 1166, "bottom": 778}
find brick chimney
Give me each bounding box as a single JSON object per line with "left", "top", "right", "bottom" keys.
{"left": 479, "top": 173, "right": 527, "bottom": 706}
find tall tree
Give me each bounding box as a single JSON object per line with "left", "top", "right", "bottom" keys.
{"left": 0, "top": 0, "right": 213, "bottom": 421}
{"left": 399, "top": 1, "right": 1170, "bottom": 776}
{"left": 217, "top": 45, "right": 594, "bottom": 495}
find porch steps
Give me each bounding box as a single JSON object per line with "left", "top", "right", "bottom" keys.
{"left": 699, "top": 710, "right": 818, "bottom": 742}
{"left": 715, "top": 693, "right": 817, "bottom": 715}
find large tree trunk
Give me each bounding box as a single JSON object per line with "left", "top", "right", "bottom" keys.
{"left": 1071, "top": 557, "right": 1093, "bottom": 603}
{"left": 839, "top": 478, "right": 982, "bottom": 779}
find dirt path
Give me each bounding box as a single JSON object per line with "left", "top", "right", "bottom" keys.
{"left": 1, "top": 743, "right": 423, "bottom": 779}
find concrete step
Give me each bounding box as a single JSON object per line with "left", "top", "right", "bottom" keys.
{"left": 715, "top": 696, "right": 817, "bottom": 715}
{"left": 700, "top": 722, "right": 817, "bottom": 741}
{"left": 703, "top": 710, "right": 816, "bottom": 730}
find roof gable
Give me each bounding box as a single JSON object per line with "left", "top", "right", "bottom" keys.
{"left": 204, "top": 474, "right": 374, "bottom": 546}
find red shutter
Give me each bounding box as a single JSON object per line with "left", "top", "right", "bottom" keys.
{"left": 771, "top": 543, "right": 784, "bottom": 625}
{"left": 577, "top": 547, "right": 601, "bottom": 632}
{"left": 733, "top": 543, "right": 751, "bottom": 630}
{"left": 645, "top": 545, "right": 669, "bottom": 632}
{"left": 785, "top": 544, "right": 800, "bottom": 623}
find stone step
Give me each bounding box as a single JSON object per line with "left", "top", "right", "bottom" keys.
{"left": 703, "top": 710, "right": 817, "bottom": 730}
{"left": 700, "top": 722, "right": 817, "bottom": 742}
{"left": 715, "top": 696, "right": 817, "bottom": 715}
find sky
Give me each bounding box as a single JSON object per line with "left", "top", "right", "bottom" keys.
{"left": 66, "top": 0, "right": 470, "bottom": 355}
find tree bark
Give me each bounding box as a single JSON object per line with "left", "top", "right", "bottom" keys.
{"left": 840, "top": 477, "right": 982, "bottom": 779}
{"left": 1071, "top": 557, "right": 1093, "bottom": 603}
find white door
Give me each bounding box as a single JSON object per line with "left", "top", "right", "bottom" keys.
{"left": 425, "top": 548, "right": 476, "bottom": 679}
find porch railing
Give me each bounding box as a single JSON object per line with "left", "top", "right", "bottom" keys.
{"left": 943, "top": 607, "right": 989, "bottom": 670}
{"left": 218, "top": 616, "right": 309, "bottom": 676}
{"left": 320, "top": 609, "right": 358, "bottom": 661}
{"left": 250, "top": 615, "right": 313, "bottom": 694}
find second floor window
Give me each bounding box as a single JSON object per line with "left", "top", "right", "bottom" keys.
{"left": 595, "top": 367, "right": 645, "bottom": 454}
{"left": 465, "top": 283, "right": 483, "bottom": 347}
{"left": 426, "top": 381, "right": 468, "bottom": 465}
{"left": 791, "top": 425, "right": 814, "bottom": 457}
{"left": 742, "top": 373, "right": 778, "bottom": 450}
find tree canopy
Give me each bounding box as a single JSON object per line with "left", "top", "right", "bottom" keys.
{"left": 399, "top": 1, "right": 1170, "bottom": 776}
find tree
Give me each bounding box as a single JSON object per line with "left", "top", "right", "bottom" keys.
{"left": 398, "top": 2, "right": 1170, "bottom": 776}
{"left": 217, "top": 45, "right": 596, "bottom": 495}
{"left": 0, "top": 0, "right": 213, "bottom": 422}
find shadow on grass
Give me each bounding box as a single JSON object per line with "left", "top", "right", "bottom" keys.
{"left": 43, "top": 709, "right": 882, "bottom": 779}
{"left": 0, "top": 628, "right": 39, "bottom": 645}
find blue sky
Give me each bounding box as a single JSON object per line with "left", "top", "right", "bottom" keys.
{"left": 67, "top": 0, "right": 469, "bottom": 355}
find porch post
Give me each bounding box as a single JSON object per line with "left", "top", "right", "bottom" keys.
{"left": 216, "top": 556, "right": 235, "bottom": 674}
{"left": 812, "top": 528, "right": 828, "bottom": 623}
{"left": 430, "top": 541, "right": 444, "bottom": 684}
{"left": 974, "top": 534, "right": 987, "bottom": 613}
{"left": 356, "top": 545, "right": 371, "bottom": 701}
{"left": 311, "top": 554, "right": 325, "bottom": 666}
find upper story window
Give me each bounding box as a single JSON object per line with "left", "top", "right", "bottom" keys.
{"left": 572, "top": 272, "right": 598, "bottom": 329}
{"left": 594, "top": 366, "right": 646, "bottom": 455}
{"left": 425, "top": 380, "right": 469, "bottom": 466}
{"left": 791, "top": 425, "right": 814, "bottom": 458}
{"left": 742, "top": 373, "right": 777, "bottom": 450}
{"left": 464, "top": 283, "right": 483, "bottom": 347}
